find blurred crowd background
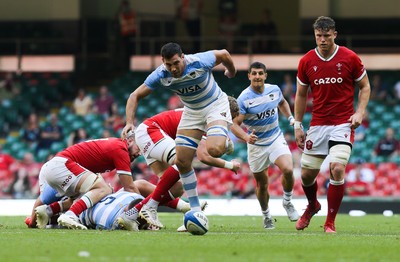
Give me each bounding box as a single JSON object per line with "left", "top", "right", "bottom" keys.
{"left": 1, "top": 0, "right": 400, "bottom": 200}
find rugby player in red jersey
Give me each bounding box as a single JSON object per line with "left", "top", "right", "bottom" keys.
{"left": 294, "top": 16, "right": 371, "bottom": 233}
{"left": 38, "top": 135, "right": 141, "bottom": 229}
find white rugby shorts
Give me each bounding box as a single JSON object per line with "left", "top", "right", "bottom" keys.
{"left": 178, "top": 93, "right": 232, "bottom": 131}
{"left": 304, "top": 123, "right": 354, "bottom": 155}
{"left": 135, "top": 122, "right": 175, "bottom": 165}
{"left": 248, "top": 134, "right": 291, "bottom": 173}
{"left": 40, "top": 156, "right": 87, "bottom": 197}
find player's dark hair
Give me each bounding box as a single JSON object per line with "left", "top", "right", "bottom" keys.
{"left": 161, "top": 42, "right": 183, "bottom": 59}
{"left": 248, "top": 62, "right": 267, "bottom": 73}
{"left": 313, "top": 16, "right": 336, "bottom": 32}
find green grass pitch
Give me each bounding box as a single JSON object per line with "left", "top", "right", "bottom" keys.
{"left": 0, "top": 214, "right": 399, "bottom": 261}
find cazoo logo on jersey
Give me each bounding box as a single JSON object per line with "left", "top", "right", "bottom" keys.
{"left": 314, "top": 77, "right": 343, "bottom": 85}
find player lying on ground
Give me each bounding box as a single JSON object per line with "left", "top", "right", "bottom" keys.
{"left": 25, "top": 179, "right": 197, "bottom": 230}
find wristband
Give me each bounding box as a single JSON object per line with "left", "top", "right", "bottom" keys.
{"left": 288, "top": 116, "right": 295, "bottom": 126}
{"left": 294, "top": 121, "right": 303, "bottom": 130}
{"left": 224, "top": 160, "right": 234, "bottom": 170}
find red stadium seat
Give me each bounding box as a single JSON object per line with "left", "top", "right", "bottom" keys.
{"left": 345, "top": 163, "right": 356, "bottom": 172}
{"left": 378, "top": 162, "right": 397, "bottom": 172}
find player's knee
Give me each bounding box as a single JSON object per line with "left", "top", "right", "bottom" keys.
{"left": 330, "top": 162, "right": 346, "bottom": 177}
{"left": 206, "top": 125, "right": 228, "bottom": 157}
{"left": 280, "top": 165, "right": 293, "bottom": 177}
{"left": 207, "top": 145, "right": 225, "bottom": 158}
{"left": 175, "top": 157, "right": 191, "bottom": 171}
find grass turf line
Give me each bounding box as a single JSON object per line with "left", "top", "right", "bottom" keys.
{"left": 0, "top": 214, "right": 398, "bottom": 262}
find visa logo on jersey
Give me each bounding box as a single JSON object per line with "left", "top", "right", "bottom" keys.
{"left": 257, "top": 108, "right": 276, "bottom": 119}
{"left": 176, "top": 85, "right": 202, "bottom": 94}
{"left": 314, "top": 77, "right": 343, "bottom": 85}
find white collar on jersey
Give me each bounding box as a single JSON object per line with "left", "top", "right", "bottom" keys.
{"left": 315, "top": 44, "right": 339, "bottom": 62}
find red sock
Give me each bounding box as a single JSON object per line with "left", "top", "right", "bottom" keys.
{"left": 152, "top": 166, "right": 180, "bottom": 202}
{"left": 326, "top": 183, "right": 344, "bottom": 225}
{"left": 159, "top": 191, "right": 174, "bottom": 205}
{"left": 164, "top": 198, "right": 180, "bottom": 209}
{"left": 69, "top": 199, "right": 87, "bottom": 216}
{"left": 302, "top": 181, "right": 318, "bottom": 207}
{"left": 49, "top": 201, "right": 61, "bottom": 215}
{"left": 134, "top": 194, "right": 151, "bottom": 212}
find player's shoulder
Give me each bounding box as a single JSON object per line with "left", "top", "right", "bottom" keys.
{"left": 337, "top": 45, "right": 359, "bottom": 59}
{"left": 106, "top": 138, "right": 127, "bottom": 151}
{"left": 338, "top": 45, "right": 356, "bottom": 54}
{"left": 186, "top": 51, "right": 215, "bottom": 67}
{"left": 302, "top": 49, "right": 316, "bottom": 59}
{"left": 237, "top": 86, "right": 252, "bottom": 99}
{"left": 298, "top": 49, "right": 317, "bottom": 66}
{"left": 265, "top": 83, "right": 280, "bottom": 91}
{"left": 147, "top": 65, "right": 170, "bottom": 82}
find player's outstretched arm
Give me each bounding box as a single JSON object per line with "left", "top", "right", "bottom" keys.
{"left": 122, "top": 84, "right": 153, "bottom": 139}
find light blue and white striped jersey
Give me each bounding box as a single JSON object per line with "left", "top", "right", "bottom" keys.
{"left": 237, "top": 84, "right": 283, "bottom": 146}
{"left": 144, "top": 51, "right": 224, "bottom": 110}
{"left": 79, "top": 190, "right": 144, "bottom": 230}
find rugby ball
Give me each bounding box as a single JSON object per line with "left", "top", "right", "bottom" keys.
{"left": 184, "top": 210, "right": 209, "bottom": 235}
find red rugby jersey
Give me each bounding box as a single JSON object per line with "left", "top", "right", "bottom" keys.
{"left": 143, "top": 109, "right": 183, "bottom": 139}
{"left": 297, "top": 45, "right": 366, "bottom": 126}
{"left": 57, "top": 138, "right": 131, "bottom": 175}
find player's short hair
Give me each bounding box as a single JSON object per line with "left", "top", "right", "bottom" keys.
{"left": 248, "top": 62, "right": 267, "bottom": 73}
{"left": 161, "top": 42, "right": 183, "bottom": 59}
{"left": 228, "top": 96, "right": 239, "bottom": 119}
{"left": 313, "top": 16, "right": 336, "bottom": 32}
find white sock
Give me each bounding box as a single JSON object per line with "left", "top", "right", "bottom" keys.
{"left": 283, "top": 190, "right": 293, "bottom": 202}
{"left": 176, "top": 199, "right": 190, "bottom": 212}
{"left": 262, "top": 208, "right": 271, "bottom": 219}
{"left": 180, "top": 169, "right": 201, "bottom": 211}
{"left": 65, "top": 210, "right": 77, "bottom": 218}
{"left": 146, "top": 199, "right": 160, "bottom": 209}
{"left": 46, "top": 205, "right": 54, "bottom": 216}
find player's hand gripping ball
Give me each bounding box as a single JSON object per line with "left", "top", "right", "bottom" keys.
{"left": 184, "top": 210, "right": 209, "bottom": 235}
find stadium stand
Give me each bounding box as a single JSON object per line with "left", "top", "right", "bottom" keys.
{"left": 2, "top": 69, "right": 400, "bottom": 199}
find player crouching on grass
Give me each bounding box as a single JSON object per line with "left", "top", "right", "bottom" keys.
{"left": 32, "top": 134, "right": 141, "bottom": 230}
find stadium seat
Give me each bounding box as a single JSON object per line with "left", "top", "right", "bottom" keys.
{"left": 363, "top": 162, "right": 377, "bottom": 170}
{"left": 36, "top": 148, "right": 50, "bottom": 162}
{"left": 378, "top": 162, "right": 397, "bottom": 172}
{"left": 50, "top": 141, "right": 66, "bottom": 153}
